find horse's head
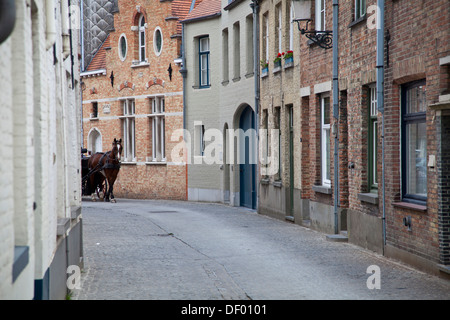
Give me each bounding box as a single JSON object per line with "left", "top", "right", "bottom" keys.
{"left": 112, "top": 138, "right": 123, "bottom": 162}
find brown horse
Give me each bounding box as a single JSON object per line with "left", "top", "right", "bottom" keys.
{"left": 87, "top": 138, "right": 122, "bottom": 202}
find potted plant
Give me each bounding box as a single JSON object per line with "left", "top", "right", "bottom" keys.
{"left": 283, "top": 50, "right": 294, "bottom": 68}
{"left": 260, "top": 60, "right": 269, "bottom": 77}
{"left": 274, "top": 53, "right": 282, "bottom": 69}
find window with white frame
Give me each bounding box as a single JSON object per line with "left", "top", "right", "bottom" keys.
{"left": 149, "top": 96, "right": 166, "bottom": 162}
{"left": 153, "top": 27, "right": 163, "bottom": 56}
{"left": 233, "top": 22, "right": 240, "bottom": 80}
{"left": 321, "top": 94, "right": 331, "bottom": 187}
{"left": 263, "top": 13, "right": 269, "bottom": 66}
{"left": 199, "top": 36, "right": 210, "bottom": 87}
{"left": 121, "top": 99, "right": 136, "bottom": 162}
{"left": 315, "top": 0, "right": 325, "bottom": 31}
{"left": 195, "top": 123, "right": 205, "bottom": 156}
{"left": 275, "top": 4, "right": 282, "bottom": 55}
{"left": 139, "top": 15, "right": 146, "bottom": 62}
{"left": 368, "top": 85, "right": 378, "bottom": 191}
{"left": 355, "top": 0, "right": 366, "bottom": 20}
{"left": 289, "top": 2, "right": 294, "bottom": 51}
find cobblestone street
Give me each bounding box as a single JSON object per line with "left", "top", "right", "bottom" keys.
{"left": 72, "top": 199, "right": 450, "bottom": 300}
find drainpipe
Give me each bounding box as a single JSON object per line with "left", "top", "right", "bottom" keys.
{"left": 80, "top": 0, "right": 85, "bottom": 71}
{"left": 0, "top": 0, "right": 16, "bottom": 44}
{"left": 180, "top": 22, "right": 188, "bottom": 201}
{"left": 376, "top": 0, "right": 386, "bottom": 250}
{"left": 332, "top": 0, "right": 339, "bottom": 234}
{"left": 46, "top": 0, "right": 56, "bottom": 50}
{"left": 62, "top": 0, "right": 71, "bottom": 59}
{"left": 68, "top": 0, "right": 75, "bottom": 90}
{"left": 251, "top": 0, "right": 260, "bottom": 210}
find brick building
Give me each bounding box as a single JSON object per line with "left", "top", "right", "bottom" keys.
{"left": 288, "top": 0, "right": 450, "bottom": 277}
{"left": 382, "top": 0, "right": 450, "bottom": 275}
{"left": 81, "top": 0, "right": 194, "bottom": 200}
{"left": 257, "top": 0, "right": 303, "bottom": 220}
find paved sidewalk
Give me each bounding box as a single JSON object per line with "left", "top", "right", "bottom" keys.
{"left": 72, "top": 199, "right": 450, "bottom": 300}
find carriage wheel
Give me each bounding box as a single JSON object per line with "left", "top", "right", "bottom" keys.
{"left": 96, "top": 179, "right": 108, "bottom": 200}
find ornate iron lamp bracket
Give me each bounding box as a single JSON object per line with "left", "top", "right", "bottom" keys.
{"left": 294, "top": 19, "right": 333, "bottom": 49}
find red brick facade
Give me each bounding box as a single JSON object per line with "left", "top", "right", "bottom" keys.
{"left": 81, "top": 0, "right": 194, "bottom": 200}
{"left": 297, "top": 0, "right": 450, "bottom": 275}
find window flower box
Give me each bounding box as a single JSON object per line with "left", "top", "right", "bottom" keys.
{"left": 260, "top": 60, "right": 269, "bottom": 78}
{"left": 273, "top": 53, "right": 282, "bottom": 72}
{"left": 283, "top": 51, "right": 294, "bottom": 69}
{"left": 261, "top": 67, "right": 269, "bottom": 78}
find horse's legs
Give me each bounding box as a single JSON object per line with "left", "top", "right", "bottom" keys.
{"left": 105, "top": 176, "right": 115, "bottom": 202}
{"left": 110, "top": 185, "right": 116, "bottom": 203}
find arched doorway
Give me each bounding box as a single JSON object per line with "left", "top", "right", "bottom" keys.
{"left": 239, "top": 105, "right": 256, "bottom": 209}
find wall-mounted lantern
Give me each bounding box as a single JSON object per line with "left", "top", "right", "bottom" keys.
{"left": 292, "top": 0, "right": 333, "bottom": 49}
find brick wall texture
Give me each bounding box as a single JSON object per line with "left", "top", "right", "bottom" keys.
{"left": 82, "top": 0, "right": 189, "bottom": 200}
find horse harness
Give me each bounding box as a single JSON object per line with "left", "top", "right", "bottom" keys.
{"left": 82, "top": 151, "right": 121, "bottom": 183}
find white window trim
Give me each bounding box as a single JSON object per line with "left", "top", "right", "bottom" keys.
{"left": 139, "top": 15, "right": 146, "bottom": 62}
{"left": 120, "top": 99, "right": 136, "bottom": 162}
{"left": 264, "top": 15, "right": 269, "bottom": 63}
{"left": 321, "top": 94, "right": 331, "bottom": 187}
{"left": 118, "top": 33, "right": 128, "bottom": 61}
{"left": 315, "top": 0, "right": 325, "bottom": 31}
{"left": 153, "top": 26, "right": 163, "bottom": 57}
{"left": 369, "top": 85, "right": 378, "bottom": 187}
{"left": 277, "top": 6, "right": 282, "bottom": 53}
{"left": 289, "top": 3, "right": 294, "bottom": 51}
{"left": 148, "top": 96, "right": 166, "bottom": 162}
{"left": 355, "top": 0, "right": 366, "bottom": 20}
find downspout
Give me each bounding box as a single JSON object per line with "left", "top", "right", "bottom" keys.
{"left": 376, "top": 0, "right": 386, "bottom": 251}
{"left": 332, "top": 0, "right": 339, "bottom": 234}
{"left": 61, "top": 0, "right": 71, "bottom": 59}
{"left": 81, "top": 0, "right": 85, "bottom": 72}
{"left": 46, "top": 0, "right": 57, "bottom": 50}
{"left": 68, "top": 0, "right": 75, "bottom": 90}
{"left": 180, "top": 22, "right": 188, "bottom": 201}
{"left": 0, "top": 0, "right": 16, "bottom": 44}
{"left": 251, "top": 0, "right": 260, "bottom": 210}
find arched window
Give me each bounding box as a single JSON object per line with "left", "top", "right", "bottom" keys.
{"left": 88, "top": 128, "right": 102, "bottom": 154}
{"left": 139, "top": 14, "right": 146, "bottom": 62}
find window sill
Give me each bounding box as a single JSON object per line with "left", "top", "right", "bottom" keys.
{"left": 357, "top": 192, "right": 379, "bottom": 205}
{"left": 273, "top": 180, "right": 282, "bottom": 188}
{"left": 273, "top": 66, "right": 281, "bottom": 74}
{"left": 232, "top": 77, "right": 241, "bottom": 82}
{"left": 121, "top": 161, "right": 137, "bottom": 165}
{"left": 57, "top": 218, "right": 70, "bottom": 236}
{"left": 131, "top": 61, "right": 150, "bottom": 68}
{"left": 13, "top": 246, "right": 29, "bottom": 283}
{"left": 145, "top": 161, "right": 167, "bottom": 165}
{"left": 284, "top": 61, "right": 294, "bottom": 69}
{"left": 90, "top": 117, "right": 99, "bottom": 121}
{"left": 193, "top": 85, "right": 211, "bottom": 90}
{"left": 260, "top": 178, "right": 270, "bottom": 185}
{"left": 393, "top": 201, "right": 427, "bottom": 213}
{"left": 348, "top": 14, "right": 367, "bottom": 28}
{"left": 312, "top": 185, "right": 332, "bottom": 194}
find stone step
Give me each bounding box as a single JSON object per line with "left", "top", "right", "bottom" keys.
{"left": 326, "top": 233, "right": 348, "bottom": 243}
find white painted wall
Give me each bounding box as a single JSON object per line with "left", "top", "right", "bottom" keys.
{"left": 0, "top": 0, "right": 81, "bottom": 299}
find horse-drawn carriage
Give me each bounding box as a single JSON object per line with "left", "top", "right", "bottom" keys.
{"left": 81, "top": 138, "right": 122, "bottom": 203}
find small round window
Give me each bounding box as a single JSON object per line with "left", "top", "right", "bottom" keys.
{"left": 118, "top": 34, "right": 127, "bottom": 61}
{"left": 154, "top": 27, "right": 163, "bottom": 56}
